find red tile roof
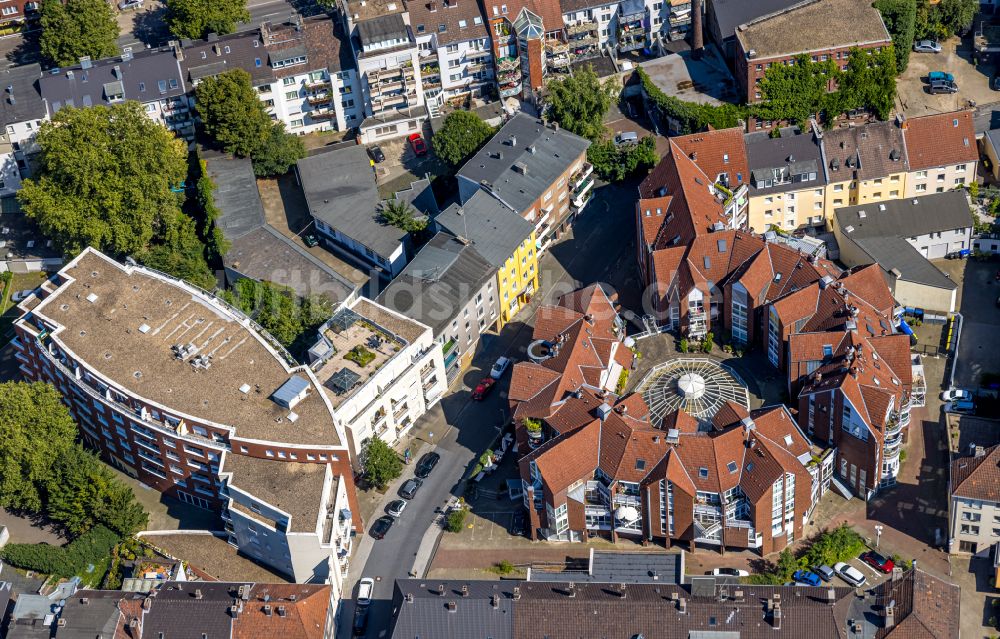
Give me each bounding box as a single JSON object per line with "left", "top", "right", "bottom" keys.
{"left": 902, "top": 110, "right": 979, "bottom": 171}
{"left": 233, "top": 584, "right": 330, "bottom": 639}
{"left": 670, "top": 128, "right": 750, "bottom": 192}
{"left": 951, "top": 444, "right": 1000, "bottom": 503}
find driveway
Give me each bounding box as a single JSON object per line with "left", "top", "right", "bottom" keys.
{"left": 939, "top": 258, "right": 1000, "bottom": 390}
{"left": 336, "top": 179, "right": 642, "bottom": 639}
{"left": 898, "top": 35, "right": 993, "bottom": 117}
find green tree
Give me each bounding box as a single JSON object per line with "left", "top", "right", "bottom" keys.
{"left": 251, "top": 122, "right": 307, "bottom": 177}
{"left": 801, "top": 524, "right": 866, "bottom": 568}
{"left": 378, "top": 198, "right": 427, "bottom": 233}
{"left": 587, "top": 136, "right": 658, "bottom": 182}
{"left": 40, "top": 0, "right": 120, "bottom": 67}
{"left": 18, "top": 102, "right": 188, "bottom": 257}
{"left": 432, "top": 111, "right": 495, "bottom": 166}
{"left": 166, "top": 0, "right": 250, "bottom": 40}
{"left": 360, "top": 437, "right": 402, "bottom": 490}
{"left": 755, "top": 54, "right": 841, "bottom": 126}
{"left": 0, "top": 382, "right": 78, "bottom": 513}
{"left": 195, "top": 69, "right": 272, "bottom": 158}
{"left": 546, "top": 66, "right": 616, "bottom": 142}
{"left": 46, "top": 447, "right": 147, "bottom": 537}
{"left": 839, "top": 47, "right": 898, "bottom": 121}
{"left": 774, "top": 548, "right": 799, "bottom": 582}
{"left": 445, "top": 507, "right": 467, "bottom": 533}
{"left": 140, "top": 211, "right": 216, "bottom": 289}
{"left": 221, "top": 278, "right": 332, "bottom": 351}
{"left": 931, "top": 0, "right": 977, "bottom": 36}
{"left": 876, "top": 0, "right": 917, "bottom": 71}
{"left": 191, "top": 158, "right": 231, "bottom": 262}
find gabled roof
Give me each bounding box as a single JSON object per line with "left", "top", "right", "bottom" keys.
{"left": 670, "top": 127, "right": 750, "bottom": 192}
{"left": 951, "top": 444, "right": 1000, "bottom": 503}
{"left": 902, "top": 110, "right": 978, "bottom": 171}
{"left": 409, "top": 0, "right": 490, "bottom": 45}
{"left": 822, "top": 120, "right": 909, "bottom": 181}
{"left": 0, "top": 63, "right": 45, "bottom": 127}
{"left": 435, "top": 190, "right": 534, "bottom": 268}
{"left": 875, "top": 570, "right": 961, "bottom": 639}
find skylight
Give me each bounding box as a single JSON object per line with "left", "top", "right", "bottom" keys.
{"left": 698, "top": 467, "right": 708, "bottom": 478}
{"left": 727, "top": 461, "right": 737, "bottom": 473}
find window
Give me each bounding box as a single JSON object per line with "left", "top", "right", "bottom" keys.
{"left": 283, "top": 77, "right": 296, "bottom": 86}
{"left": 915, "top": 184, "right": 927, "bottom": 192}
{"left": 285, "top": 91, "right": 299, "bottom": 100}
{"left": 727, "top": 461, "right": 737, "bottom": 473}
{"left": 290, "top": 118, "right": 304, "bottom": 128}
{"left": 956, "top": 164, "right": 967, "bottom": 171}
{"left": 698, "top": 467, "right": 708, "bottom": 478}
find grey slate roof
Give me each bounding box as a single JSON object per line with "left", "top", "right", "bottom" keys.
{"left": 745, "top": 128, "right": 826, "bottom": 195}
{"left": 853, "top": 236, "right": 956, "bottom": 290}
{"left": 143, "top": 582, "right": 245, "bottom": 639}
{"left": 528, "top": 550, "right": 683, "bottom": 584}
{"left": 709, "top": 0, "right": 801, "bottom": 41}
{"left": 985, "top": 128, "right": 1000, "bottom": 164}
{"left": 180, "top": 31, "right": 274, "bottom": 85}
{"left": 390, "top": 580, "right": 514, "bottom": 639}
{"left": 377, "top": 232, "right": 496, "bottom": 335}
{"left": 208, "top": 154, "right": 358, "bottom": 303}
{"left": 434, "top": 190, "right": 533, "bottom": 268}
{"left": 57, "top": 591, "right": 125, "bottom": 639}
{"left": 357, "top": 14, "right": 410, "bottom": 46}
{"left": 393, "top": 177, "right": 439, "bottom": 216}
{"left": 297, "top": 145, "right": 408, "bottom": 259}
{"left": 0, "top": 64, "right": 44, "bottom": 127}
{"left": 40, "top": 48, "right": 185, "bottom": 114}
{"left": 457, "top": 113, "right": 590, "bottom": 215}
{"left": 835, "top": 190, "right": 973, "bottom": 239}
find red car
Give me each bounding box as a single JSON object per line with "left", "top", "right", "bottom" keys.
{"left": 860, "top": 550, "right": 894, "bottom": 573}
{"left": 471, "top": 377, "right": 495, "bottom": 401}
{"left": 408, "top": 133, "right": 428, "bottom": 156}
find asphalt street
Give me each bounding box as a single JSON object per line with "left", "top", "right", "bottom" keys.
{"left": 339, "top": 180, "right": 641, "bottom": 638}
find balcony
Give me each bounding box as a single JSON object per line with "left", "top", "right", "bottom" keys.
{"left": 310, "top": 109, "right": 337, "bottom": 120}
{"left": 571, "top": 163, "right": 594, "bottom": 190}
{"left": 572, "top": 176, "right": 595, "bottom": 209}
{"left": 498, "top": 68, "right": 522, "bottom": 84}
{"left": 466, "top": 49, "right": 492, "bottom": 61}
{"left": 497, "top": 56, "right": 520, "bottom": 72}
{"left": 500, "top": 82, "right": 522, "bottom": 99}
{"left": 305, "top": 78, "right": 329, "bottom": 90}
{"left": 567, "top": 20, "right": 598, "bottom": 36}
{"left": 546, "top": 41, "right": 570, "bottom": 54}
{"left": 306, "top": 93, "right": 332, "bottom": 105}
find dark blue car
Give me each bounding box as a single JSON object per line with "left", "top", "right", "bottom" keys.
{"left": 793, "top": 570, "right": 822, "bottom": 587}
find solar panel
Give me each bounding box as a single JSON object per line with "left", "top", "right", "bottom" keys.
{"left": 329, "top": 367, "right": 361, "bottom": 394}
{"left": 329, "top": 308, "right": 362, "bottom": 333}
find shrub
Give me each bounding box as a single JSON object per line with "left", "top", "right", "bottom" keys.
{"left": 702, "top": 332, "right": 714, "bottom": 353}
{"left": 615, "top": 369, "right": 630, "bottom": 394}
{"left": 360, "top": 437, "right": 402, "bottom": 490}
{"left": 345, "top": 345, "right": 376, "bottom": 367}
{"left": 679, "top": 338, "right": 689, "bottom": 353}
{"left": 801, "top": 524, "right": 866, "bottom": 569}
{"left": 445, "top": 507, "right": 467, "bottom": 533}
{"left": 494, "top": 559, "right": 514, "bottom": 575}
{"left": 524, "top": 418, "right": 542, "bottom": 434}
{"left": 1, "top": 525, "right": 120, "bottom": 577}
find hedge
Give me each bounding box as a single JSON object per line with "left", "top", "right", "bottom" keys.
{"left": 0, "top": 524, "right": 120, "bottom": 577}
{"left": 637, "top": 68, "right": 748, "bottom": 135}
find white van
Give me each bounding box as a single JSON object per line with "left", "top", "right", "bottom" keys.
{"left": 615, "top": 131, "right": 638, "bottom": 145}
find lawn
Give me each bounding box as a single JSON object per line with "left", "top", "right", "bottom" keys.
{"left": 345, "top": 344, "right": 376, "bottom": 367}
{"left": 0, "top": 271, "right": 48, "bottom": 343}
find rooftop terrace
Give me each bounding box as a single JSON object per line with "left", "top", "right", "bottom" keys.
{"left": 21, "top": 249, "right": 344, "bottom": 448}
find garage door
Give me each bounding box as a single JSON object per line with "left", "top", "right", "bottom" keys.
{"left": 926, "top": 243, "right": 948, "bottom": 259}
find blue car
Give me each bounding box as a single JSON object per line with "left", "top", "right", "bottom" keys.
{"left": 793, "top": 569, "right": 822, "bottom": 587}
{"left": 927, "top": 71, "right": 954, "bottom": 83}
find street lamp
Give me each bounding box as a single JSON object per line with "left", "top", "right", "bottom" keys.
{"left": 875, "top": 524, "right": 884, "bottom": 548}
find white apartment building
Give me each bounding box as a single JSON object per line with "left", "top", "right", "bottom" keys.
{"left": 950, "top": 444, "right": 1000, "bottom": 556}
{"left": 12, "top": 248, "right": 363, "bottom": 584}
{"left": 410, "top": 0, "right": 494, "bottom": 109}
{"left": 902, "top": 110, "right": 979, "bottom": 198}
{"left": 179, "top": 16, "right": 363, "bottom": 136}
{"left": 342, "top": 0, "right": 428, "bottom": 143}
{"left": 0, "top": 63, "right": 45, "bottom": 197}
{"left": 307, "top": 298, "right": 447, "bottom": 457}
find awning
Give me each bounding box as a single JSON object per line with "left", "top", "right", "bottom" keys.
{"left": 614, "top": 505, "right": 640, "bottom": 523}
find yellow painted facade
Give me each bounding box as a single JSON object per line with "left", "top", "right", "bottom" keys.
{"left": 746, "top": 185, "right": 827, "bottom": 233}
{"left": 823, "top": 172, "right": 907, "bottom": 219}
{"left": 496, "top": 230, "right": 539, "bottom": 328}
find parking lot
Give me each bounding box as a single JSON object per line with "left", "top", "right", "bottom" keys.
{"left": 898, "top": 36, "right": 996, "bottom": 117}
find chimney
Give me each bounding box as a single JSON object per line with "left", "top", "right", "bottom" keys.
{"left": 678, "top": 598, "right": 687, "bottom": 613}
{"left": 513, "top": 587, "right": 521, "bottom": 600}
{"left": 691, "top": 0, "right": 703, "bottom": 53}
{"left": 826, "top": 588, "right": 836, "bottom": 604}
{"left": 142, "top": 598, "right": 152, "bottom": 611}
{"left": 437, "top": 584, "right": 446, "bottom": 596}
{"left": 884, "top": 600, "right": 896, "bottom": 629}
{"left": 264, "top": 605, "right": 273, "bottom": 616}
{"left": 405, "top": 592, "right": 414, "bottom": 603}
{"left": 567, "top": 583, "right": 575, "bottom": 598}
{"left": 772, "top": 602, "right": 782, "bottom": 629}
{"left": 618, "top": 583, "right": 627, "bottom": 599}
{"left": 230, "top": 603, "right": 240, "bottom": 618}
{"left": 170, "top": 40, "right": 183, "bottom": 61}
{"left": 194, "top": 589, "right": 203, "bottom": 600}
{"left": 490, "top": 594, "right": 500, "bottom": 608}
{"left": 80, "top": 597, "right": 89, "bottom": 605}
{"left": 461, "top": 585, "right": 469, "bottom": 598}
{"left": 277, "top": 606, "right": 287, "bottom": 617}
{"left": 446, "top": 600, "right": 458, "bottom": 612}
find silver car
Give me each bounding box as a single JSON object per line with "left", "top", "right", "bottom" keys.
{"left": 833, "top": 562, "right": 867, "bottom": 587}
{"left": 913, "top": 40, "right": 941, "bottom": 53}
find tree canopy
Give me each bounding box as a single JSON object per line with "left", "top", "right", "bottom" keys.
{"left": 166, "top": 0, "right": 250, "bottom": 40}
{"left": 432, "top": 110, "right": 495, "bottom": 166}
{"left": 18, "top": 103, "right": 214, "bottom": 287}
{"left": 40, "top": 0, "right": 120, "bottom": 67}
{"left": 587, "top": 136, "right": 658, "bottom": 183}
{"left": 195, "top": 69, "right": 306, "bottom": 176}
{"left": 378, "top": 199, "right": 428, "bottom": 234}
{"left": 221, "top": 278, "right": 333, "bottom": 355}
{"left": 545, "top": 66, "right": 616, "bottom": 142}
{"left": 0, "top": 381, "right": 148, "bottom": 538}
{"left": 195, "top": 69, "right": 272, "bottom": 158}
{"left": 876, "top": 0, "right": 917, "bottom": 72}
{"left": 360, "top": 437, "right": 402, "bottom": 490}
{"left": 917, "top": 0, "right": 976, "bottom": 39}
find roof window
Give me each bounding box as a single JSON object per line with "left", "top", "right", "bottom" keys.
{"left": 726, "top": 461, "right": 737, "bottom": 473}
{"left": 698, "top": 467, "right": 708, "bottom": 478}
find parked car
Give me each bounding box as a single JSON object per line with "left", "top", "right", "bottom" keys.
{"left": 993, "top": 75, "right": 1000, "bottom": 92}
{"left": 792, "top": 570, "right": 822, "bottom": 587}
{"left": 357, "top": 578, "right": 375, "bottom": 606}
{"left": 408, "top": 133, "right": 428, "bottom": 156}
{"left": 510, "top": 511, "right": 526, "bottom": 536}
{"left": 834, "top": 562, "right": 867, "bottom": 587}
{"left": 386, "top": 499, "right": 407, "bottom": 517}
{"left": 929, "top": 80, "right": 958, "bottom": 94}
{"left": 940, "top": 388, "right": 972, "bottom": 402}
{"left": 490, "top": 356, "right": 512, "bottom": 379}
{"left": 710, "top": 567, "right": 749, "bottom": 578}
{"left": 303, "top": 234, "right": 319, "bottom": 248}
{"left": 615, "top": 131, "right": 638, "bottom": 145}
{"left": 927, "top": 71, "right": 954, "bottom": 83}
{"left": 815, "top": 565, "right": 836, "bottom": 582}
{"left": 118, "top": 0, "right": 143, "bottom": 9}
{"left": 944, "top": 400, "right": 975, "bottom": 415}
{"left": 399, "top": 478, "right": 423, "bottom": 499}
{"left": 414, "top": 452, "right": 440, "bottom": 478}
{"left": 11, "top": 289, "right": 35, "bottom": 302}
{"left": 861, "top": 550, "right": 895, "bottom": 574}
{"left": 367, "top": 146, "right": 385, "bottom": 163}
{"left": 913, "top": 40, "right": 941, "bottom": 53}
{"left": 370, "top": 515, "right": 394, "bottom": 539}
{"left": 471, "top": 377, "right": 496, "bottom": 401}
{"left": 352, "top": 606, "right": 369, "bottom": 636}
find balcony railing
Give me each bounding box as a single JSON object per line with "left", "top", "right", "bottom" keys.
{"left": 497, "top": 56, "right": 520, "bottom": 71}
